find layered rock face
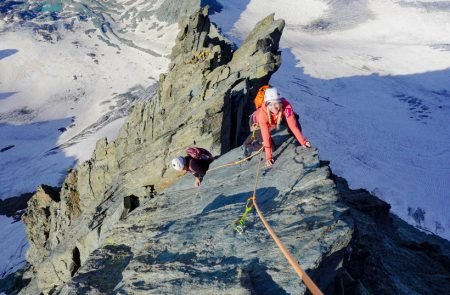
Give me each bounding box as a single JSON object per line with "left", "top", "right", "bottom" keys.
{"left": 155, "top": 0, "right": 223, "bottom": 24}
{"left": 20, "top": 8, "right": 288, "bottom": 294}
{"left": 21, "top": 185, "right": 62, "bottom": 266}
{"left": 55, "top": 132, "right": 353, "bottom": 294}
{"left": 17, "top": 6, "right": 450, "bottom": 295}
{"left": 334, "top": 177, "right": 450, "bottom": 295}
{"left": 113, "top": 7, "right": 283, "bottom": 192}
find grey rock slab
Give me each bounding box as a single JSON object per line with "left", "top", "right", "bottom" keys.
{"left": 64, "top": 131, "right": 352, "bottom": 294}
{"left": 21, "top": 9, "right": 287, "bottom": 293}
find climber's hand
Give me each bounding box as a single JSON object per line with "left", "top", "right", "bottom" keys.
{"left": 265, "top": 159, "right": 274, "bottom": 168}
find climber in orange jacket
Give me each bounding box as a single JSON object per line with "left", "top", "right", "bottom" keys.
{"left": 248, "top": 87, "right": 311, "bottom": 168}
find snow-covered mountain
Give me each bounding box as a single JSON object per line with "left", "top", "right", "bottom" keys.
{"left": 1, "top": 0, "right": 449, "bottom": 282}
{"left": 0, "top": 0, "right": 180, "bottom": 199}
{"left": 211, "top": 0, "right": 450, "bottom": 239}
{"left": 0, "top": 0, "right": 184, "bottom": 278}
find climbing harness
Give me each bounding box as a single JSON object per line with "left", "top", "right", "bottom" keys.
{"left": 232, "top": 196, "right": 255, "bottom": 234}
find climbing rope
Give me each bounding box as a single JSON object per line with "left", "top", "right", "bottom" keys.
{"left": 246, "top": 152, "right": 324, "bottom": 295}
{"left": 195, "top": 140, "right": 323, "bottom": 293}
{"left": 180, "top": 147, "right": 264, "bottom": 205}
{"left": 207, "top": 146, "right": 263, "bottom": 173}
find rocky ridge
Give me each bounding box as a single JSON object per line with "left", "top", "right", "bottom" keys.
{"left": 8, "top": 6, "right": 450, "bottom": 295}
{"left": 334, "top": 176, "right": 450, "bottom": 294}
{"left": 56, "top": 132, "right": 352, "bottom": 294}
{"left": 18, "top": 8, "right": 288, "bottom": 294}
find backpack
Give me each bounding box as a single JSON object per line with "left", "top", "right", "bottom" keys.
{"left": 186, "top": 147, "right": 214, "bottom": 162}
{"left": 254, "top": 85, "right": 270, "bottom": 109}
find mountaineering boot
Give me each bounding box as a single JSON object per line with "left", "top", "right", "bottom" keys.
{"left": 242, "top": 146, "right": 251, "bottom": 157}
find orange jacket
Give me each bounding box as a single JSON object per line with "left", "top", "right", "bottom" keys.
{"left": 255, "top": 99, "right": 308, "bottom": 161}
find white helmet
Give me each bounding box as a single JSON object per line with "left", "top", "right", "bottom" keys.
{"left": 171, "top": 156, "right": 186, "bottom": 171}
{"left": 264, "top": 88, "right": 281, "bottom": 103}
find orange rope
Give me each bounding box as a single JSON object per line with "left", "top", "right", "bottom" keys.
{"left": 251, "top": 152, "right": 324, "bottom": 295}
{"left": 205, "top": 143, "right": 323, "bottom": 294}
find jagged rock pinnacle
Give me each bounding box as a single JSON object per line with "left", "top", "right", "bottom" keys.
{"left": 21, "top": 8, "right": 291, "bottom": 294}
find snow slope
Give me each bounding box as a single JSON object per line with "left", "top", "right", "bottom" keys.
{"left": 0, "top": 216, "right": 28, "bottom": 279}
{"left": 211, "top": 0, "right": 450, "bottom": 239}
{"left": 0, "top": 0, "right": 178, "bottom": 199}
{"left": 1, "top": 0, "right": 449, "bottom": 281}
{"left": 0, "top": 0, "right": 178, "bottom": 278}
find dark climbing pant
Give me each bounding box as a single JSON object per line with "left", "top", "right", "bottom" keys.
{"left": 242, "top": 129, "right": 263, "bottom": 156}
